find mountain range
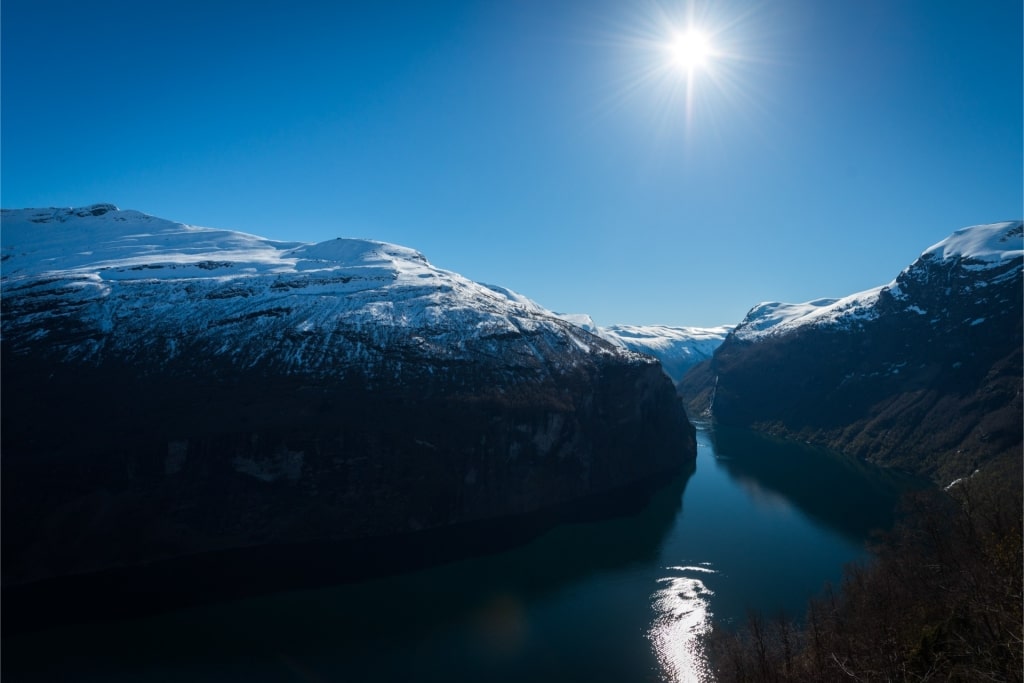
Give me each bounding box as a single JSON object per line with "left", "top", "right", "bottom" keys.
{"left": 556, "top": 314, "right": 732, "bottom": 384}
{"left": 3, "top": 205, "right": 1020, "bottom": 628}
{"left": 680, "top": 220, "right": 1023, "bottom": 486}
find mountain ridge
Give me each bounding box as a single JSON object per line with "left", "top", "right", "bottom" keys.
{"left": 680, "top": 220, "right": 1023, "bottom": 485}
{"left": 1, "top": 204, "right": 641, "bottom": 379}
{"left": 730, "top": 221, "right": 1022, "bottom": 343}
{"left": 1, "top": 205, "right": 695, "bottom": 600}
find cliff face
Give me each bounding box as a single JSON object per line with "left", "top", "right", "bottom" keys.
{"left": 1, "top": 206, "right": 695, "bottom": 589}
{"left": 680, "top": 221, "right": 1022, "bottom": 485}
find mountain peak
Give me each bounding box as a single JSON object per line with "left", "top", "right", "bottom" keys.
{"left": 74, "top": 203, "right": 119, "bottom": 217}
{"left": 0, "top": 205, "right": 630, "bottom": 375}
{"left": 2, "top": 203, "right": 123, "bottom": 225}
{"left": 733, "top": 221, "right": 1023, "bottom": 342}
{"left": 680, "top": 219, "right": 1023, "bottom": 486}
{"left": 286, "top": 237, "right": 430, "bottom": 268}
{"left": 920, "top": 220, "right": 1023, "bottom": 264}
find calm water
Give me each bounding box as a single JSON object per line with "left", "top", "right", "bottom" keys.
{"left": 4, "top": 426, "right": 917, "bottom": 682}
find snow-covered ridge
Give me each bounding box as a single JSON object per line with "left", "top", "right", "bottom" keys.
{"left": 733, "top": 221, "right": 1023, "bottom": 342}
{"left": 439, "top": 287, "right": 732, "bottom": 383}
{"left": 921, "top": 220, "right": 1023, "bottom": 264}
{"left": 548, "top": 313, "right": 732, "bottom": 382}
{"left": 595, "top": 324, "right": 732, "bottom": 382}
{"left": 599, "top": 324, "right": 734, "bottom": 352}
{"left": 733, "top": 288, "right": 885, "bottom": 342}
{"left": 0, "top": 205, "right": 431, "bottom": 284}
{"left": 2, "top": 204, "right": 304, "bottom": 279}
{"left": 2, "top": 205, "right": 644, "bottom": 376}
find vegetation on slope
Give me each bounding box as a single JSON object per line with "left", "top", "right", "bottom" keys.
{"left": 708, "top": 455, "right": 1023, "bottom": 682}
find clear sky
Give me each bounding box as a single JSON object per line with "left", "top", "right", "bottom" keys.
{"left": 3, "top": 0, "right": 1021, "bottom": 327}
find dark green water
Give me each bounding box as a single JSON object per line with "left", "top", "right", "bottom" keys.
{"left": 3, "top": 427, "right": 918, "bottom": 682}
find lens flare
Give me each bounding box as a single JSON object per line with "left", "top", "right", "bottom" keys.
{"left": 587, "top": 2, "right": 770, "bottom": 144}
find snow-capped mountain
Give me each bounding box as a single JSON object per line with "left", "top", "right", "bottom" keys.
{"left": 597, "top": 324, "right": 732, "bottom": 384}
{"left": 1, "top": 204, "right": 635, "bottom": 378}
{"left": 2, "top": 205, "right": 694, "bottom": 594}
{"left": 550, "top": 313, "right": 732, "bottom": 384}
{"left": 680, "top": 221, "right": 1023, "bottom": 484}
{"left": 732, "top": 221, "right": 1023, "bottom": 342}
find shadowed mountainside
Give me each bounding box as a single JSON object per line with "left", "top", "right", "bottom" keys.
{"left": 1, "top": 206, "right": 696, "bottom": 622}
{"left": 681, "top": 221, "right": 1022, "bottom": 486}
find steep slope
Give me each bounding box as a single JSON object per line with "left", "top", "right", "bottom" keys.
{"left": 1, "top": 205, "right": 695, "bottom": 593}
{"left": 555, "top": 313, "right": 732, "bottom": 384}
{"left": 680, "top": 221, "right": 1023, "bottom": 485}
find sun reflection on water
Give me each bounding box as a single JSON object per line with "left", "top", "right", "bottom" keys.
{"left": 649, "top": 564, "right": 717, "bottom": 683}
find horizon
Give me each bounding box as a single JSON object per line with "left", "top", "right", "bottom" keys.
{"left": 3, "top": 0, "right": 1021, "bottom": 328}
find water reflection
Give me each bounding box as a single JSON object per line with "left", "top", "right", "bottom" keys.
{"left": 709, "top": 427, "right": 921, "bottom": 541}
{"left": 645, "top": 426, "right": 924, "bottom": 683}
{"left": 649, "top": 565, "right": 716, "bottom": 683}
{"left": 3, "top": 463, "right": 697, "bottom": 682}
{"left": 1, "top": 430, "right": 920, "bottom": 683}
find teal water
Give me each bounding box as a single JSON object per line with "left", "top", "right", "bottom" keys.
{"left": 3, "top": 427, "right": 917, "bottom": 682}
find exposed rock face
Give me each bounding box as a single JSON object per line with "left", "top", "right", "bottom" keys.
{"left": 1, "top": 206, "right": 695, "bottom": 589}
{"left": 680, "top": 221, "right": 1023, "bottom": 485}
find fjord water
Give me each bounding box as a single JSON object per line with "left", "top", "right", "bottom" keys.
{"left": 5, "top": 427, "right": 915, "bottom": 682}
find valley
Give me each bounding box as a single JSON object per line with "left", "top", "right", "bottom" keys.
{"left": 1, "top": 207, "right": 1020, "bottom": 681}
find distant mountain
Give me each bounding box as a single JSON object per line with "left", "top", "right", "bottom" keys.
{"left": 680, "top": 221, "right": 1023, "bottom": 485}
{"left": 1, "top": 205, "right": 694, "bottom": 594}
{"left": 553, "top": 313, "right": 732, "bottom": 384}
{"left": 598, "top": 324, "right": 732, "bottom": 384}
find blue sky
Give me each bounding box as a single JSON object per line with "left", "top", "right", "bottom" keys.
{"left": 3, "top": 0, "right": 1021, "bottom": 327}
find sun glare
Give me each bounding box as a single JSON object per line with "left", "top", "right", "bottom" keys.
{"left": 670, "top": 29, "right": 713, "bottom": 72}
{"left": 596, "top": 3, "right": 763, "bottom": 141}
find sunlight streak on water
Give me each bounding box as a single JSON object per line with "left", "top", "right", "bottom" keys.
{"left": 649, "top": 565, "right": 716, "bottom": 683}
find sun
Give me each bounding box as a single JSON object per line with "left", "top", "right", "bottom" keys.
{"left": 669, "top": 29, "right": 713, "bottom": 73}
{"left": 595, "top": 3, "right": 762, "bottom": 139}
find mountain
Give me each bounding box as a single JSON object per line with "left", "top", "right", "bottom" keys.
{"left": 679, "top": 221, "right": 1023, "bottom": 485}
{"left": 554, "top": 313, "right": 732, "bottom": 384}
{"left": 1, "top": 205, "right": 695, "bottom": 598}
{"left": 598, "top": 324, "right": 732, "bottom": 384}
